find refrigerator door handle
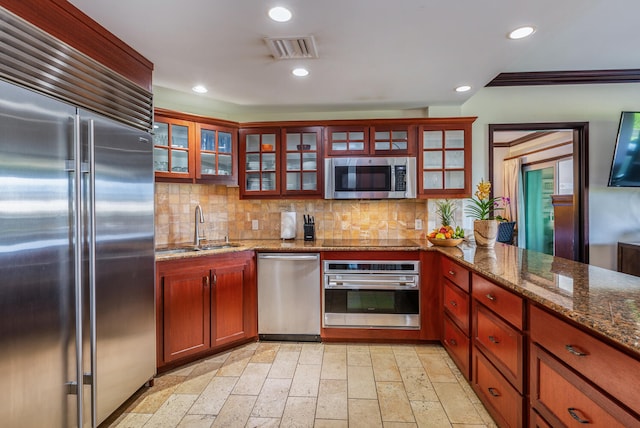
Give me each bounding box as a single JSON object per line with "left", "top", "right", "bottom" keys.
{"left": 72, "top": 112, "right": 85, "bottom": 427}
{"left": 87, "top": 119, "right": 98, "bottom": 428}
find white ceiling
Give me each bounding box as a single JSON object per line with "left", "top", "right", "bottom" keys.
{"left": 69, "top": 0, "right": 640, "bottom": 113}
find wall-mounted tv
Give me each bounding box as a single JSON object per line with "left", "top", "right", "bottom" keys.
{"left": 608, "top": 111, "right": 640, "bottom": 187}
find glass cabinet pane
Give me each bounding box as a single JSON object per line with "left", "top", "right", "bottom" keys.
{"left": 286, "top": 133, "right": 300, "bottom": 151}
{"left": 153, "top": 147, "right": 168, "bottom": 171}
{"left": 302, "top": 172, "right": 317, "bottom": 190}
{"left": 423, "top": 152, "right": 443, "bottom": 169}
{"left": 350, "top": 142, "right": 365, "bottom": 151}
{"left": 246, "top": 134, "right": 260, "bottom": 152}
{"left": 332, "top": 142, "right": 347, "bottom": 151}
{"left": 262, "top": 172, "right": 276, "bottom": 191}
{"left": 201, "top": 129, "right": 215, "bottom": 151}
{"left": 287, "top": 153, "right": 301, "bottom": 171}
{"left": 246, "top": 174, "right": 260, "bottom": 191}
{"left": 219, "top": 132, "right": 232, "bottom": 153}
{"left": 332, "top": 132, "right": 347, "bottom": 140}
{"left": 302, "top": 153, "right": 317, "bottom": 170}
{"left": 153, "top": 123, "right": 169, "bottom": 146}
{"left": 423, "top": 171, "right": 443, "bottom": 190}
{"left": 445, "top": 171, "right": 465, "bottom": 189}
{"left": 218, "top": 154, "right": 232, "bottom": 176}
{"left": 445, "top": 130, "right": 464, "bottom": 148}
{"left": 246, "top": 154, "right": 260, "bottom": 171}
{"left": 171, "top": 150, "right": 188, "bottom": 172}
{"left": 444, "top": 150, "right": 465, "bottom": 168}
{"left": 286, "top": 172, "right": 300, "bottom": 190}
{"left": 262, "top": 134, "right": 276, "bottom": 150}
{"left": 349, "top": 131, "right": 365, "bottom": 140}
{"left": 262, "top": 153, "right": 276, "bottom": 171}
{"left": 375, "top": 141, "right": 391, "bottom": 151}
{"left": 423, "top": 131, "right": 442, "bottom": 149}
{"left": 302, "top": 133, "right": 316, "bottom": 150}
{"left": 171, "top": 124, "right": 189, "bottom": 148}
{"left": 201, "top": 153, "right": 216, "bottom": 174}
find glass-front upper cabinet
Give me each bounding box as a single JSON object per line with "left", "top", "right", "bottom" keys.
{"left": 196, "top": 122, "right": 238, "bottom": 185}
{"left": 282, "top": 127, "right": 323, "bottom": 196}
{"left": 239, "top": 128, "right": 280, "bottom": 197}
{"left": 325, "top": 124, "right": 415, "bottom": 156}
{"left": 153, "top": 115, "right": 194, "bottom": 179}
{"left": 418, "top": 119, "right": 474, "bottom": 198}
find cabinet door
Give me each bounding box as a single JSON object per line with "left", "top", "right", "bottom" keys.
{"left": 418, "top": 121, "right": 472, "bottom": 198}
{"left": 325, "top": 125, "right": 369, "bottom": 156}
{"left": 161, "top": 269, "right": 211, "bottom": 363}
{"left": 153, "top": 115, "right": 195, "bottom": 180}
{"left": 211, "top": 253, "right": 256, "bottom": 347}
{"left": 371, "top": 124, "right": 415, "bottom": 155}
{"left": 240, "top": 128, "right": 281, "bottom": 197}
{"left": 282, "top": 127, "right": 323, "bottom": 197}
{"left": 196, "top": 122, "right": 238, "bottom": 184}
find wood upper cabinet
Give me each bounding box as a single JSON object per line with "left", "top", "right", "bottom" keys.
{"left": 240, "top": 126, "right": 323, "bottom": 199}
{"left": 153, "top": 109, "right": 239, "bottom": 184}
{"left": 325, "top": 124, "right": 415, "bottom": 156}
{"left": 153, "top": 114, "right": 195, "bottom": 180}
{"left": 156, "top": 251, "right": 257, "bottom": 370}
{"left": 418, "top": 118, "right": 474, "bottom": 198}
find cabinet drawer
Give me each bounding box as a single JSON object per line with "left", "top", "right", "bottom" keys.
{"left": 441, "top": 257, "right": 470, "bottom": 292}
{"left": 472, "top": 273, "right": 523, "bottom": 330}
{"left": 443, "top": 314, "right": 470, "bottom": 380}
{"left": 531, "top": 344, "right": 639, "bottom": 427}
{"left": 529, "top": 409, "right": 552, "bottom": 428}
{"left": 474, "top": 303, "right": 524, "bottom": 393}
{"left": 530, "top": 305, "right": 640, "bottom": 413}
{"left": 443, "top": 278, "right": 470, "bottom": 334}
{"left": 473, "top": 348, "right": 524, "bottom": 428}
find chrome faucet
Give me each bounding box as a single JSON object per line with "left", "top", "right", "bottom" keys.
{"left": 194, "top": 204, "right": 205, "bottom": 247}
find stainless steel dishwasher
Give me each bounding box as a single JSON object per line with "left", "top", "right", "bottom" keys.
{"left": 257, "top": 253, "right": 321, "bottom": 341}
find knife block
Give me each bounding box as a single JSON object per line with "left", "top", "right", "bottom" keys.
{"left": 304, "top": 224, "right": 315, "bottom": 241}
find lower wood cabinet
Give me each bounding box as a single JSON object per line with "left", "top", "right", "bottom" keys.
{"left": 156, "top": 251, "right": 257, "bottom": 370}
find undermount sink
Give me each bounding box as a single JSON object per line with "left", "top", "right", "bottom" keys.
{"left": 195, "top": 243, "right": 240, "bottom": 250}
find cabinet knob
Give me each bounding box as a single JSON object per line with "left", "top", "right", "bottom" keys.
{"left": 212, "top": 273, "right": 217, "bottom": 285}
{"left": 203, "top": 276, "right": 209, "bottom": 287}
{"left": 568, "top": 408, "right": 590, "bottom": 424}
{"left": 448, "top": 338, "right": 457, "bottom": 346}
{"left": 448, "top": 270, "right": 455, "bottom": 276}
{"left": 485, "top": 294, "right": 496, "bottom": 301}
{"left": 449, "top": 300, "right": 457, "bottom": 307}
{"left": 487, "top": 387, "right": 500, "bottom": 397}
{"left": 488, "top": 335, "right": 500, "bottom": 344}
{"left": 565, "top": 344, "right": 588, "bottom": 357}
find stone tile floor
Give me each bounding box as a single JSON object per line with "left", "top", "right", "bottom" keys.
{"left": 104, "top": 341, "right": 497, "bottom": 428}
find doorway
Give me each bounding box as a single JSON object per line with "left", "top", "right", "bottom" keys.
{"left": 489, "top": 123, "right": 589, "bottom": 263}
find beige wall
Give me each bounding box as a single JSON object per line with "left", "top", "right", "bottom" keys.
{"left": 155, "top": 183, "right": 429, "bottom": 246}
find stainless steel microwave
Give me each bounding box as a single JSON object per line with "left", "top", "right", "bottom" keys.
{"left": 324, "top": 157, "right": 416, "bottom": 199}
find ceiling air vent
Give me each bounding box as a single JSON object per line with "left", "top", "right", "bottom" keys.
{"left": 264, "top": 36, "right": 318, "bottom": 60}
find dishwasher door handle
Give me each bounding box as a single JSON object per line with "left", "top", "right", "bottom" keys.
{"left": 259, "top": 254, "right": 319, "bottom": 261}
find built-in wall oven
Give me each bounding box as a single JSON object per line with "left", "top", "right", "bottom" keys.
{"left": 323, "top": 260, "right": 420, "bottom": 329}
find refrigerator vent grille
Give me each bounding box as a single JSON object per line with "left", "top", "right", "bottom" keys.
{"left": 0, "top": 9, "right": 153, "bottom": 131}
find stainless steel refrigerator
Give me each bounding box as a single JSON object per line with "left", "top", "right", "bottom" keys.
{"left": 0, "top": 79, "right": 156, "bottom": 427}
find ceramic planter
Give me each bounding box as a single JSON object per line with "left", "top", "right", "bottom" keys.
{"left": 474, "top": 219, "right": 498, "bottom": 247}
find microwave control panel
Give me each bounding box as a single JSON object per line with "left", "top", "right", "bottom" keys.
{"left": 395, "top": 165, "right": 407, "bottom": 191}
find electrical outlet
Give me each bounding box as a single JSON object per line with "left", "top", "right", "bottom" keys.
{"left": 252, "top": 219, "right": 259, "bottom": 230}
{"left": 415, "top": 219, "right": 423, "bottom": 230}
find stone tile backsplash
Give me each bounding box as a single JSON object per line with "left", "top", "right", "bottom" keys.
{"left": 155, "top": 183, "right": 431, "bottom": 246}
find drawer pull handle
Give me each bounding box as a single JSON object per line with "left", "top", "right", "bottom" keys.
{"left": 449, "top": 300, "right": 457, "bottom": 307}
{"left": 488, "top": 387, "right": 500, "bottom": 397}
{"left": 565, "top": 345, "right": 588, "bottom": 357}
{"left": 568, "top": 408, "right": 590, "bottom": 424}
{"left": 448, "top": 270, "right": 456, "bottom": 276}
{"left": 488, "top": 335, "right": 500, "bottom": 344}
{"left": 449, "top": 339, "right": 457, "bottom": 346}
{"left": 485, "top": 294, "right": 496, "bottom": 301}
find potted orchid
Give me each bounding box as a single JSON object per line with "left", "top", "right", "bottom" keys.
{"left": 465, "top": 179, "right": 504, "bottom": 247}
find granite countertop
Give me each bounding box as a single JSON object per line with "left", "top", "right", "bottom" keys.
{"left": 156, "top": 239, "right": 640, "bottom": 355}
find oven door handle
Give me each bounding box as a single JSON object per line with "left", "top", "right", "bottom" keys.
{"left": 325, "top": 279, "right": 418, "bottom": 288}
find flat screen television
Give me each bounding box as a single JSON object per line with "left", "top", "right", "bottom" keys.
{"left": 608, "top": 111, "right": 640, "bottom": 187}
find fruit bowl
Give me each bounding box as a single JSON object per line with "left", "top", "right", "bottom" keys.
{"left": 428, "top": 237, "right": 463, "bottom": 247}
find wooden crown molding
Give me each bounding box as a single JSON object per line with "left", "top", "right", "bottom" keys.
{"left": 486, "top": 69, "right": 640, "bottom": 87}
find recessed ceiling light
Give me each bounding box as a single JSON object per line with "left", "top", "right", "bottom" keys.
{"left": 455, "top": 85, "right": 471, "bottom": 93}
{"left": 192, "top": 85, "right": 208, "bottom": 94}
{"left": 292, "top": 68, "right": 309, "bottom": 77}
{"left": 508, "top": 26, "right": 536, "bottom": 40}
{"left": 269, "top": 6, "right": 292, "bottom": 22}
